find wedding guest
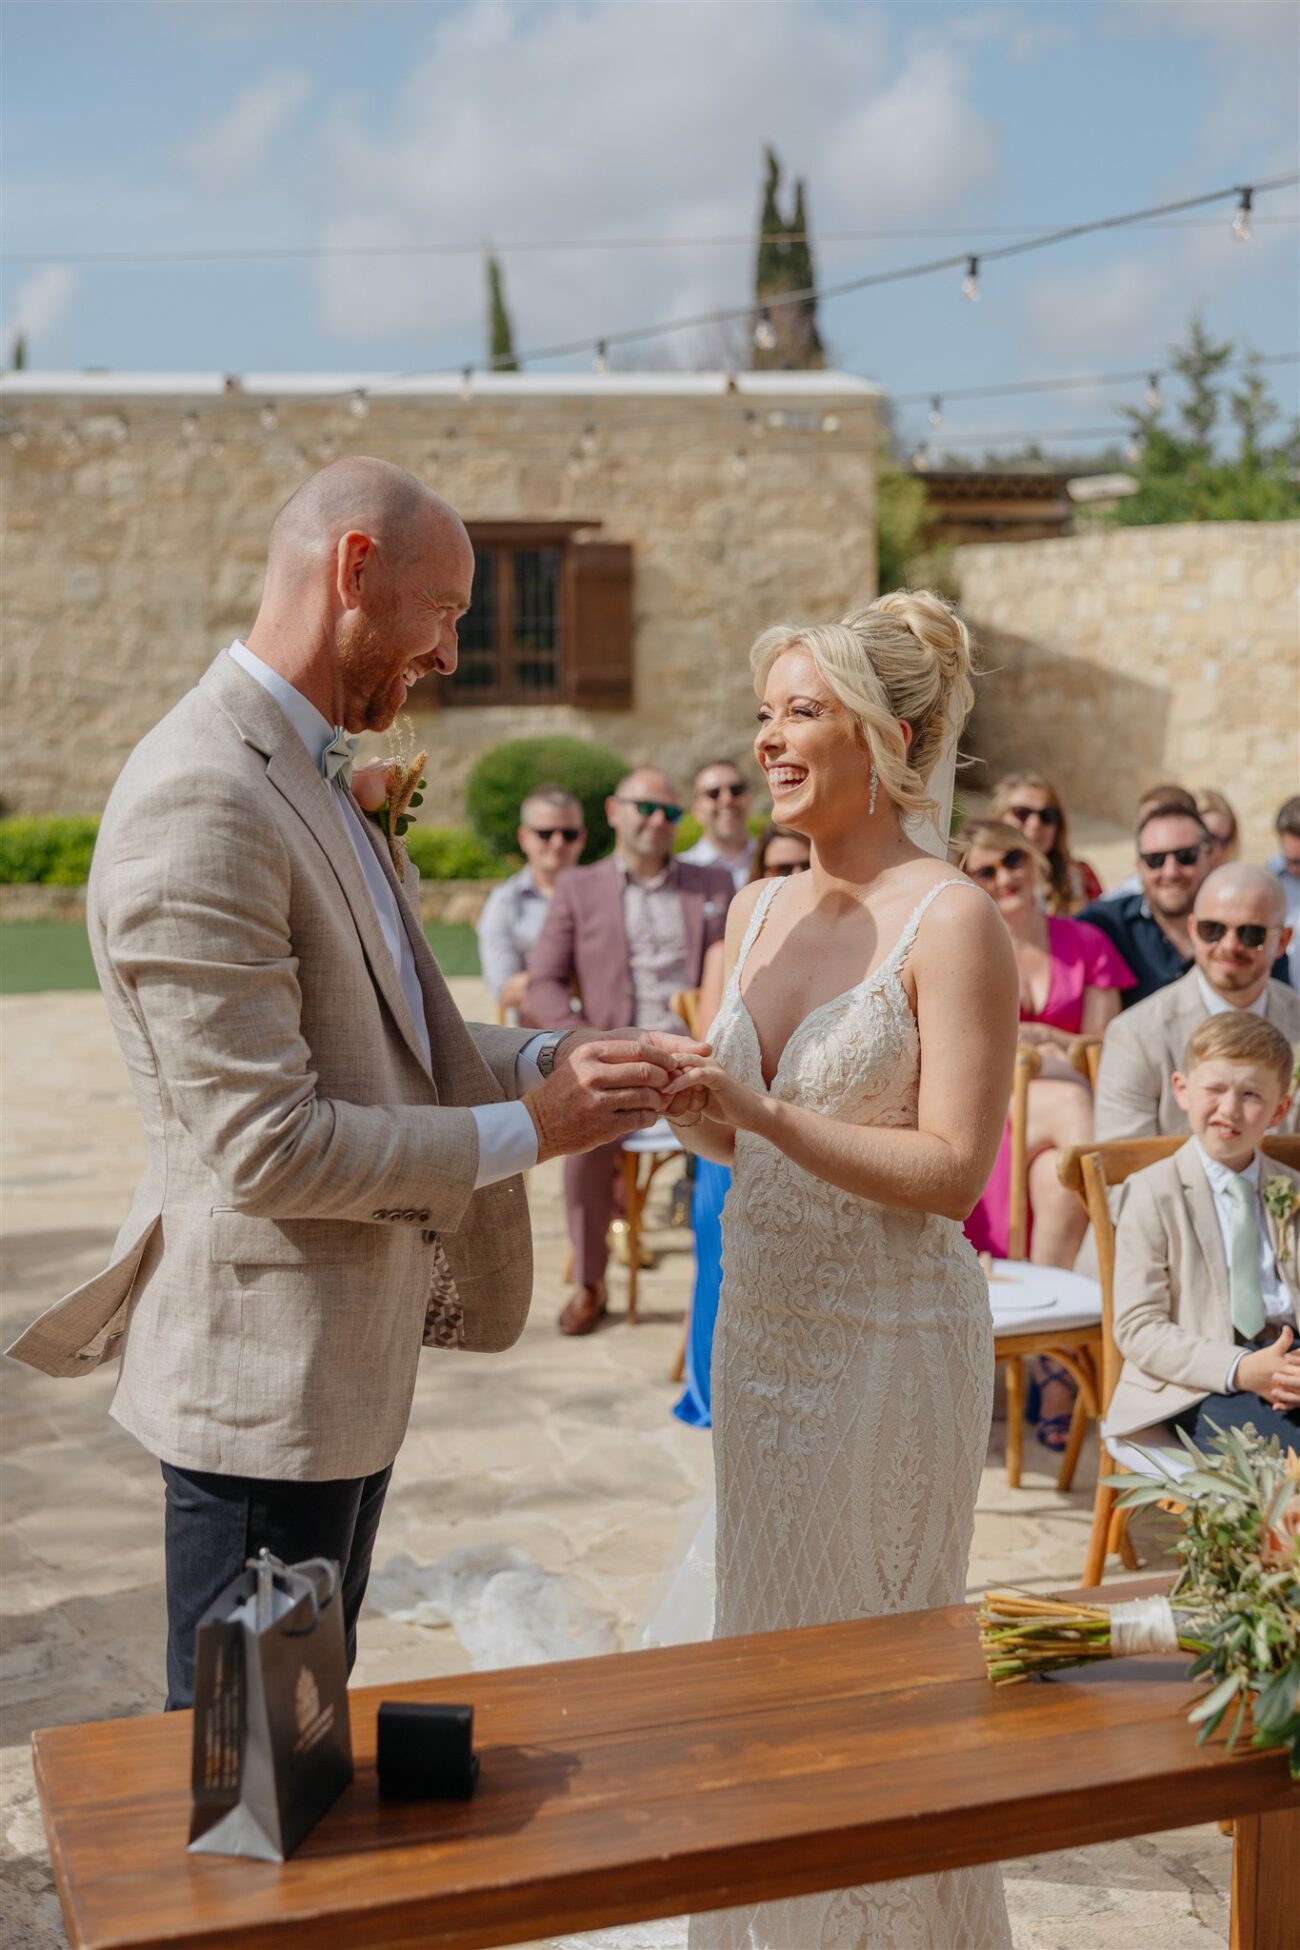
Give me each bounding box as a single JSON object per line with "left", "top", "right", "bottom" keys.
{"left": 1077, "top": 801, "right": 1217, "bottom": 1005}
{"left": 526, "top": 769, "right": 733, "bottom": 1334}
{"left": 1102, "top": 783, "right": 1199, "bottom": 902}
{"left": 1196, "top": 788, "right": 1240, "bottom": 864}
{"left": 987, "top": 773, "right": 1101, "bottom": 910}
{"left": 1268, "top": 794, "right": 1300, "bottom": 989}
{"left": 1108, "top": 1012, "right": 1300, "bottom": 1449}
{"left": 749, "top": 823, "right": 811, "bottom": 881}
{"left": 1095, "top": 864, "right": 1299, "bottom": 1141}
{"left": 959, "top": 821, "right": 1133, "bottom": 1450}
{"left": 678, "top": 758, "right": 755, "bottom": 890}
{"left": 672, "top": 827, "right": 810, "bottom": 1428}
{"left": 476, "top": 786, "right": 586, "bottom": 1019}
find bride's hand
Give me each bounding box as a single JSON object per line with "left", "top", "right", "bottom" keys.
{"left": 667, "top": 1059, "right": 764, "bottom": 1133}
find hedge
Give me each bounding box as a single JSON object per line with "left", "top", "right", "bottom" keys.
{"left": 403, "top": 825, "right": 509, "bottom": 881}
{"left": 466, "top": 737, "right": 627, "bottom": 865}
{"left": 0, "top": 816, "right": 100, "bottom": 884}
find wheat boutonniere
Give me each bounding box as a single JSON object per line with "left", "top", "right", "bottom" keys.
{"left": 1262, "top": 1177, "right": 1300, "bottom": 1263}
{"left": 353, "top": 716, "right": 427, "bottom": 873}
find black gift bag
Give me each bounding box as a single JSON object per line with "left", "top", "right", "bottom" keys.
{"left": 188, "top": 1550, "right": 353, "bottom": 1862}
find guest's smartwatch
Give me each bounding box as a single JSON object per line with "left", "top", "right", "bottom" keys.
{"left": 535, "top": 1031, "right": 574, "bottom": 1080}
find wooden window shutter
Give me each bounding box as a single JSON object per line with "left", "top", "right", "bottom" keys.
{"left": 565, "top": 541, "right": 634, "bottom": 710}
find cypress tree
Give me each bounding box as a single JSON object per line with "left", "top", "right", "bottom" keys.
{"left": 11, "top": 331, "right": 26, "bottom": 371}
{"left": 752, "top": 149, "right": 824, "bottom": 370}
{"left": 487, "top": 255, "right": 519, "bottom": 372}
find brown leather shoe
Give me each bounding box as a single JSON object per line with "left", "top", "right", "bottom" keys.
{"left": 558, "top": 1283, "right": 607, "bottom": 1336}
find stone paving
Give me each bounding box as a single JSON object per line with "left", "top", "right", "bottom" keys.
{"left": 1, "top": 985, "right": 1233, "bottom": 1950}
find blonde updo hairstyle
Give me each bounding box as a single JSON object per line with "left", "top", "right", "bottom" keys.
{"left": 750, "top": 589, "right": 976, "bottom": 824}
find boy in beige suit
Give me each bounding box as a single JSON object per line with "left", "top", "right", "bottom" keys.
{"left": 1109, "top": 1013, "right": 1300, "bottom": 1449}
{"left": 5, "top": 460, "right": 705, "bottom": 1706}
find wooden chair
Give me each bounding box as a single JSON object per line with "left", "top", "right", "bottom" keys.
{"left": 993, "top": 1044, "right": 1103, "bottom": 1492}
{"left": 621, "top": 989, "right": 705, "bottom": 1327}
{"left": 1058, "top": 1133, "right": 1300, "bottom": 1586}
{"left": 1068, "top": 1035, "right": 1102, "bottom": 1090}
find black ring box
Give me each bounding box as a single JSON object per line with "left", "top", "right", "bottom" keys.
{"left": 376, "top": 1702, "right": 479, "bottom": 1801}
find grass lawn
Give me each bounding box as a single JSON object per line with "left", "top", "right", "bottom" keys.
{"left": 0, "top": 920, "right": 481, "bottom": 994}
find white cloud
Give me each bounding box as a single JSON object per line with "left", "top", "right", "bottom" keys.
{"left": 180, "top": 68, "right": 312, "bottom": 192}
{"left": 307, "top": 3, "right": 999, "bottom": 352}
{"left": 1106, "top": 1, "right": 1299, "bottom": 165}
{"left": 1023, "top": 254, "right": 1172, "bottom": 363}
{"left": 3, "top": 264, "right": 80, "bottom": 357}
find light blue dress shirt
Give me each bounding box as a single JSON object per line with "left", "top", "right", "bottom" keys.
{"left": 227, "top": 642, "right": 544, "bottom": 1187}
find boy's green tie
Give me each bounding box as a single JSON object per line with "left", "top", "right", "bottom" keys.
{"left": 1223, "top": 1173, "right": 1266, "bottom": 1342}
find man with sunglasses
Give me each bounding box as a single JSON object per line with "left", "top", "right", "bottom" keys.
{"left": 1078, "top": 802, "right": 1220, "bottom": 1007}
{"left": 476, "top": 786, "right": 587, "bottom": 1020}
{"left": 1096, "top": 863, "right": 1299, "bottom": 1142}
{"left": 525, "top": 768, "right": 734, "bottom": 1334}
{"left": 679, "top": 759, "right": 755, "bottom": 891}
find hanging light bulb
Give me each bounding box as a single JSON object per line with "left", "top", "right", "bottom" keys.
{"left": 458, "top": 367, "right": 473, "bottom": 403}
{"left": 914, "top": 442, "right": 929, "bottom": 473}
{"left": 731, "top": 447, "right": 748, "bottom": 478}
{"left": 753, "top": 307, "right": 778, "bottom": 353}
{"left": 258, "top": 403, "right": 278, "bottom": 431}
{"left": 1125, "top": 434, "right": 1142, "bottom": 465}
{"left": 1144, "top": 373, "right": 1161, "bottom": 413}
{"left": 349, "top": 389, "right": 369, "bottom": 419}
{"left": 579, "top": 423, "right": 598, "bottom": 457}
{"left": 929, "top": 396, "right": 943, "bottom": 429}
{"left": 593, "top": 340, "right": 609, "bottom": 376}
{"left": 960, "top": 255, "right": 980, "bottom": 303}
{"left": 1232, "top": 187, "right": 1253, "bottom": 241}
{"left": 821, "top": 413, "right": 841, "bottom": 435}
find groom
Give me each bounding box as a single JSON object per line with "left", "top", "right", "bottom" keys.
{"left": 6, "top": 458, "right": 699, "bottom": 1708}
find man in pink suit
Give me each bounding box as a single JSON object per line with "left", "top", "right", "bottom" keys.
{"left": 526, "top": 768, "right": 734, "bottom": 1333}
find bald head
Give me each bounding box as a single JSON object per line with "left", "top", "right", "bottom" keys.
{"left": 1195, "top": 863, "right": 1287, "bottom": 927}
{"left": 608, "top": 768, "right": 684, "bottom": 877}
{"left": 1191, "top": 862, "right": 1291, "bottom": 1004}
{"left": 267, "top": 457, "right": 465, "bottom": 582}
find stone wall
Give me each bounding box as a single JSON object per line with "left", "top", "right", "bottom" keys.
{"left": 954, "top": 522, "right": 1300, "bottom": 860}
{"left": 0, "top": 374, "right": 878, "bottom": 817}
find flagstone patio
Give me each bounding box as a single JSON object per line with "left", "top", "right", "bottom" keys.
{"left": 1, "top": 985, "right": 1232, "bottom": 1950}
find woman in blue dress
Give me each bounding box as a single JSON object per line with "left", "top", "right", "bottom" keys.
{"left": 673, "top": 825, "right": 811, "bottom": 1427}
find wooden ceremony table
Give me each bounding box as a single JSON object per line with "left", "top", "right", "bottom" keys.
{"left": 34, "top": 1588, "right": 1298, "bottom": 1950}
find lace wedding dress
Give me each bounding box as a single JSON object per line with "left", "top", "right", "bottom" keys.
{"left": 690, "top": 874, "right": 1012, "bottom": 1950}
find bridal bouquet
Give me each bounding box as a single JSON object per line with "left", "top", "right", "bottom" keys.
{"left": 978, "top": 1426, "right": 1300, "bottom": 1778}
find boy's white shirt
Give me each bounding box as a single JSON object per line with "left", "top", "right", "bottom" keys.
{"left": 1188, "top": 1138, "right": 1294, "bottom": 1390}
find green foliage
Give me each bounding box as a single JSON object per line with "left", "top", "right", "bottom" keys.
{"left": 465, "top": 737, "right": 627, "bottom": 864}
{"left": 876, "top": 458, "right": 931, "bottom": 592}
{"left": 11, "top": 331, "right": 26, "bottom": 371}
{"left": 752, "top": 146, "right": 824, "bottom": 370}
{"left": 673, "top": 810, "right": 768, "bottom": 854}
{"left": 0, "top": 816, "right": 99, "bottom": 884}
{"left": 1113, "top": 315, "right": 1300, "bottom": 526}
{"left": 403, "top": 825, "right": 509, "bottom": 881}
{"left": 487, "top": 254, "right": 519, "bottom": 373}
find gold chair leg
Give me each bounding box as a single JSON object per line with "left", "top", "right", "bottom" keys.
{"left": 1056, "top": 1389, "right": 1089, "bottom": 1494}
{"left": 1084, "top": 1479, "right": 1115, "bottom": 1588}
{"left": 669, "top": 1319, "right": 687, "bottom": 1384}
{"left": 1004, "top": 1357, "right": 1024, "bottom": 1489}
{"left": 622, "top": 1151, "right": 642, "bottom": 1324}
{"left": 1116, "top": 1512, "right": 1140, "bottom": 1571}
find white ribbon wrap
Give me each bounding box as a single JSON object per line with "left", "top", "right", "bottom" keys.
{"left": 1110, "top": 1593, "right": 1181, "bottom": 1657}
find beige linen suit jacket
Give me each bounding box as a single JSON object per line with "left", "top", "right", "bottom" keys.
{"left": 5, "top": 653, "right": 535, "bottom": 1480}
{"left": 1107, "top": 1144, "right": 1300, "bottom": 1440}
{"left": 1094, "top": 969, "right": 1300, "bottom": 1141}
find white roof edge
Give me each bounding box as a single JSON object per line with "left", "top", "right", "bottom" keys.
{"left": 0, "top": 369, "right": 881, "bottom": 400}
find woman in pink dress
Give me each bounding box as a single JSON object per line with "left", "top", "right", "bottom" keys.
{"left": 958, "top": 821, "right": 1135, "bottom": 1446}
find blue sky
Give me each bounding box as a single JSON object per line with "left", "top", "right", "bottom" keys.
{"left": 4, "top": 1, "right": 1297, "bottom": 455}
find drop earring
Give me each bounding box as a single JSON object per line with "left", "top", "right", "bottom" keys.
{"left": 868, "top": 763, "right": 879, "bottom": 816}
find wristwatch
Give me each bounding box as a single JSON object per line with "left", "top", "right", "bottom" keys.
{"left": 535, "top": 1031, "right": 573, "bottom": 1080}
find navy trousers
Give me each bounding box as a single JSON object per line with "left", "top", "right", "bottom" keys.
{"left": 160, "top": 1460, "right": 393, "bottom": 1711}
{"left": 1171, "top": 1332, "right": 1300, "bottom": 1451}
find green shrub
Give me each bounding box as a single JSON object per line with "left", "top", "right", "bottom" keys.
{"left": 0, "top": 816, "right": 100, "bottom": 884}
{"left": 465, "top": 737, "right": 627, "bottom": 864}
{"left": 674, "top": 810, "right": 768, "bottom": 854}
{"left": 403, "top": 825, "right": 509, "bottom": 881}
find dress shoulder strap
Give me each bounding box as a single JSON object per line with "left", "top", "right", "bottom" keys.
{"left": 892, "top": 876, "right": 981, "bottom": 972}
{"left": 734, "top": 875, "right": 784, "bottom": 979}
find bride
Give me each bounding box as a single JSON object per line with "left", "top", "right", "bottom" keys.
{"left": 665, "top": 590, "right": 1019, "bottom": 1950}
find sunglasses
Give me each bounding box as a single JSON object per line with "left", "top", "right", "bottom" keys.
{"left": 1009, "top": 803, "right": 1061, "bottom": 828}
{"left": 968, "top": 848, "right": 1028, "bottom": 885}
{"left": 764, "top": 860, "right": 810, "bottom": 877}
{"left": 527, "top": 826, "right": 582, "bottom": 844}
{"left": 617, "top": 797, "right": 684, "bottom": 823}
{"left": 1140, "top": 845, "right": 1205, "bottom": 870}
{"left": 702, "top": 782, "right": 748, "bottom": 801}
{"left": 1192, "top": 919, "right": 1274, "bottom": 950}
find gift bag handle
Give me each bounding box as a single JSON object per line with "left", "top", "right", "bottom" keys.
{"left": 245, "top": 1550, "right": 340, "bottom": 1635}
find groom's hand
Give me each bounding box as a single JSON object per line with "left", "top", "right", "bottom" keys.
{"left": 524, "top": 1038, "right": 683, "bottom": 1164}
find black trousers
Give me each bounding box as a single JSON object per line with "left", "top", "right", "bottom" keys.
{"left": 160, "top": 1460, "right": 393, "bottom": 1711}
{"left": 1172, "top": 1330, "right": 1300, "bottom": 1450}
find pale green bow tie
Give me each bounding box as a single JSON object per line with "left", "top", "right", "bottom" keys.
{"left": 320, "top": 727, "right": 356, "bottom": 790}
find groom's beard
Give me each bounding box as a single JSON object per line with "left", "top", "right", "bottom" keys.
{"left": 338, "top": 607, "right": 408, "bottom": 732}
